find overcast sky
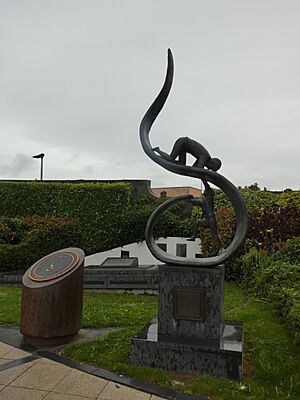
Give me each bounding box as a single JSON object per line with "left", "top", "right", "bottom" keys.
{"left": 0, "top": 0, "right": 299, "bottom": 190}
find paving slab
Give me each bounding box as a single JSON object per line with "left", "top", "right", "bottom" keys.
{"left": 98, "top": 381, "right": 151, "bottom": 400}
{"left": 2, "top": 348, "right": 31, "bottom": 360}
{"left": 12, "top": 359, "right": 71, "bottom": 391}
{"left": 0, "top": 364, "right": 30, "bottom": 385}
{"left": 44, "top": 393, "right": 94, "bottom": 400}
{"left": 53, "top": 368, "right": 108, "bottom": 398}
{"left": 0, "top": 339, "right": 205, "bottom": 400}
{"left": 0, "top": 385, "right": 47, "bottom": 400}
{"left": 0, "top": 343, "right": 13, "bottom": 358}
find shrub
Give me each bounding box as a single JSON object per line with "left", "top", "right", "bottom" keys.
{"left": 120, "top": 196, "right": 193, "bottom": 244}
{"left": 0, "top": 181, "right": 131, "bottom": 255}
{"left": 0, "top": 217, "right": 28, "bottom": 245}
{"left": 0, "top": 216, "right": 80, "bottom": 272}
{"left": 242, "top": 248, "right": 300, "bottom": 343}
{"left": 214, "top": 188, "right": 300, "bottom": 210}
{"left": 197, "top": 203, "right": 299, "bottom": 280}
{"left": 273, "top": 237, "right": 300, "bottom": 264}
{"left": 0, "top": 182, "right": 192, "bottom": 269}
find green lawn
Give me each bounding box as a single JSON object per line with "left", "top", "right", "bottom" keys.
{"left": 0, "top": 284, "right": 299, "bottom": 400}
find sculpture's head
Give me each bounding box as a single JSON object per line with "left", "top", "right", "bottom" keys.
{"left": 206, "top": 157, "right": 222, "bottom": 171}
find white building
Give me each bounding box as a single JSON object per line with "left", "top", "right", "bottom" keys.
{"left": 85, "top": 237, "right": 201, "bottom": 266}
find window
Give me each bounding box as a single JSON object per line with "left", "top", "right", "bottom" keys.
{"left": 157, "top": 243, "right": 167, "bottom": 252}
{"left": 176, "top": 243, "right": 187, "bottom": 257}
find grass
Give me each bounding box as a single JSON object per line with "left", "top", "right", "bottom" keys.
{"left": 82, "top": 291, "right": 157, "bottom": 328}
{"left": 0, "top": 283, "right": 299, "bottom": 399}
{"left": 0, "top": 286, "right": 21, "bottom": 324}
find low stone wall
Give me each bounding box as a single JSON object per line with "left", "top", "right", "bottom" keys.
{"left": 0, "top": 265, "right": 159, "bottom": 291}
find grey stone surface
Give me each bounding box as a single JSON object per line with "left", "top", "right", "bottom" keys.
{"left": 131, "top": 318, "right": 243, "bottom": 380}
{"left": 84, "top": 265, "right": 159, "bottom": 289}
{"left": 0, "top": 274, "right": 22, "bottom": 284}
{"left": 0, "top": 265, "right": 159, "bottom": 290}
{"left": 99, "top": 257, "right": 139, "bottom": 268}
{"left": 131, "top": 264, "right": 243, "bottom": 380}
{"left": 158, "top": 265, "right": 224, "bottom": 344}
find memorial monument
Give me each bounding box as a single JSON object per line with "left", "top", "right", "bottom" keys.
{"left": 21, "top": 247, "right": 84, "bottom": 346}
{"left": 131, "top": 50, "right": 248, "bottom": 380}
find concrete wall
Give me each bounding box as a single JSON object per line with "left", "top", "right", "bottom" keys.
{"left": 85, "top": 237, "right": 201, "bottom": 266}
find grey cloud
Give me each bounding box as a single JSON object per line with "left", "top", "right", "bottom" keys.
{"left": 0, "top": 0, "right": 299, "bottom": 190}
{"left": 0, "top": 153, "right": 35, "bottom": 177}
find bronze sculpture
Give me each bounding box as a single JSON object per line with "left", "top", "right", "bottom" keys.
{"left": 132, "top": 50, "right": 246, "bottom": 380}
{"left": 187, "top": 179, "right": 223, "bottom": 254}
{"left": 153, "top": 137, "right": 221, "bottom": 171}
{"left": 139, "top": 49, "right": 248, "bottom": 267}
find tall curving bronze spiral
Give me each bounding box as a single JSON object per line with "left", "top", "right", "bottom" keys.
{"left": 140, "top": 49, "right": 248, "bottom": 267}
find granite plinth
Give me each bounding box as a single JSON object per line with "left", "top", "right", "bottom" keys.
{"left": 131, "top": 264, "right": 243, "bottom": 380}
{"left": 159, "top": 265, "right": 224, "bottom": 345}
{"left": 131, "top": 317, "right": 243, "bottom": 380}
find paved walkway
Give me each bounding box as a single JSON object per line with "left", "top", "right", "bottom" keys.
{"left": 0, "top": 341, "right": 165, "bottom": 400}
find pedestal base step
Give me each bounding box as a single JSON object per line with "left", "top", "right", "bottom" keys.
{"left": 131, "top": 318, "right": 243, "bottom": 380}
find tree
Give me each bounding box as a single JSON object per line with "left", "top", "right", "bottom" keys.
{"left": 248, "top": 182, "right": 260, "bottom": 191}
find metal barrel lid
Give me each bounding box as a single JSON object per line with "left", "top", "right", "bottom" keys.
{"left": 25, "top": 248, "right": 84, "bottom": 283}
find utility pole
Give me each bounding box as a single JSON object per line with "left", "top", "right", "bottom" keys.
{"left": 32, "top": 153, "right": 45, "bottom": 181}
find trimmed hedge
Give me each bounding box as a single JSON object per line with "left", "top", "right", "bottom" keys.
{"left": 120, "top": 196, "right": 193, "bottom": 245}
{"left": 0, "top": 216, "right": 80, "bottom": 272}
{"left": 214, "top": 188, "right": 300, "bottom": 210}
{"left": 0, "top": 181, "right": 132, "bottom": 256}
{"left": 0, "top": 182, "right": 192, "bottom": 271}
{"left": 241, "top": 239, "right": 300, "bottom": 343}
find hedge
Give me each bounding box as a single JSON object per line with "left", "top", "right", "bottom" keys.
{"left": 241, "top": 238, "right": 300, "bottom": 344}
{"left": 214, "top": 188, "right": 300, "bottom": 210}
{"left": 0, "top": 181, "right": 131, "bottom": 255}
{"left": 0, "top": 182, "right": 192, "bottom": 271}
{"left": 0, "top": 216, "right": 80, "bottom": 272}
{"left": 195, "top": 189, "right": 300, "bottom": 280}
{"left": 120, "top": 196, "right": 193, "bottom": 245}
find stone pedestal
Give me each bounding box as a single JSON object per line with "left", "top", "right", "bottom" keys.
{"left": 131, "top": 265, "right": 243, "bottom": 380}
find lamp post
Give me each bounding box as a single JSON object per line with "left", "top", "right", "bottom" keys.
{"left": 32, "top": 153, "right": 45, "bottom": 181}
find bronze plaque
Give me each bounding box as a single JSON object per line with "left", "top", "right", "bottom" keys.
{"left": 173, "top": 288, "right": 204, "bottom": 321}
{"left": 29, "top": 251, "right": 79, "bottom": 282}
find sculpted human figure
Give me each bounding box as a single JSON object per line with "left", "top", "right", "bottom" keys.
{"left": 153, "top": 136, "right": 222, "bottom": 171}
{"left": 139, "top": 49, "right": 248, "bottom": 268}
{"left": 187, "top": 180, "right": 223, "bottom": 253}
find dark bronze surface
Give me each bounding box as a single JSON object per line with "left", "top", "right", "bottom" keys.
{"left": 173, "top": 288, "right": 204, "bottom": 321}
{"left": 21, "top": 247, "right": 84, "bottom": 346}
{"left": 139, "top": 49, "right": 248, "bottom": 267}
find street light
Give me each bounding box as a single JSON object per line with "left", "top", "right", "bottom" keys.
{"left": 32, "top": 153, "right": 45, "bottom": 181}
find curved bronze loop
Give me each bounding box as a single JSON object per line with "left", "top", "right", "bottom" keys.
{"left": 140, "top": 49, "right": 248, "bottom": 267}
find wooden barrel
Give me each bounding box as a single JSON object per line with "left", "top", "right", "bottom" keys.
{"left": 20, "top": 247, "right": 84, "bottom": 346}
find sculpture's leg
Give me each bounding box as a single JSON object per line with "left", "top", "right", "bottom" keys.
{"left": 153, "top": 148, "right": 174, "bottom": 161}
{"left": 187, "top": 218, "right": 207, "bottom": 241}
{"left": 208, "top": 218, "right": 223, "bottom": 253}
{"left": 170, "top": 137, "right": 187, "bottom": 165}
